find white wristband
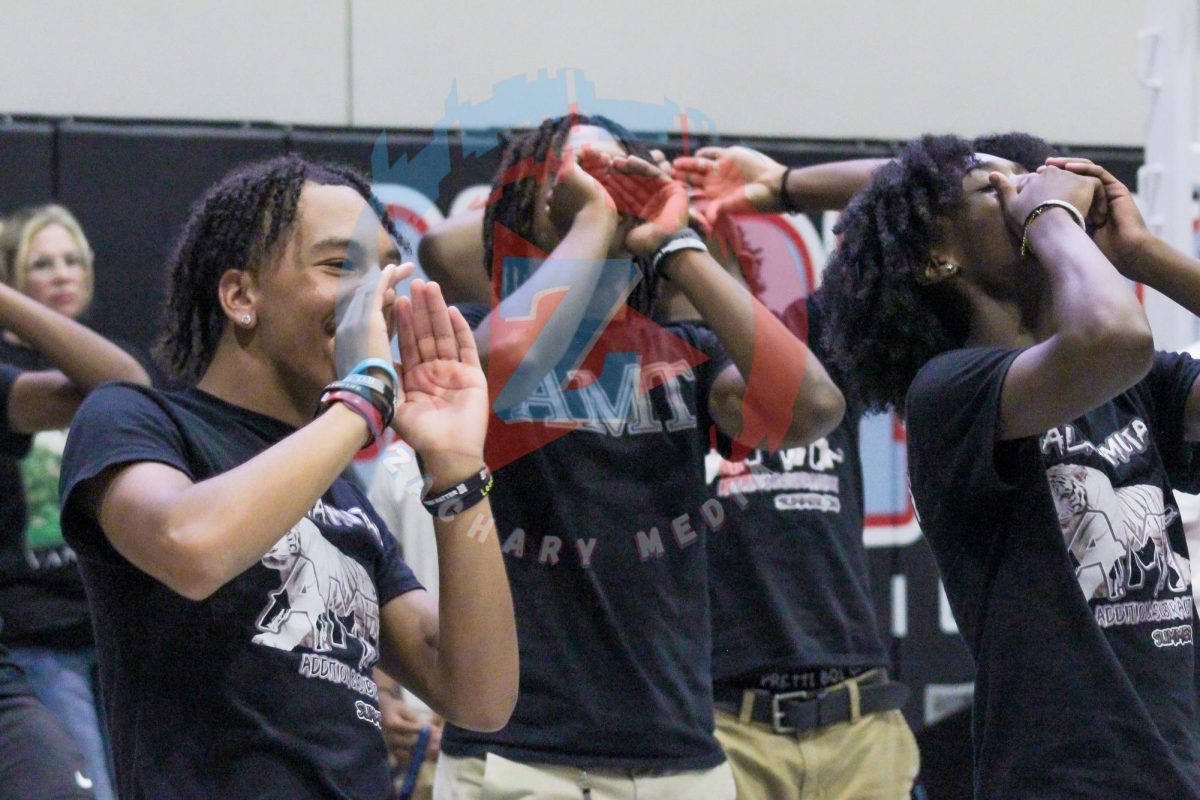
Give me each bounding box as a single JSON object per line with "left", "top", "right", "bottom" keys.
{"left": 651, "top": 232, "right": 708, "bottom": 276}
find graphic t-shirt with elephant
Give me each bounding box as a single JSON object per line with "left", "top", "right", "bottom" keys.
{"left": 907, "top": 348, "right": 1200, "bottom": 800}
{"left": 59, "top": 383, "right": 422, "bottom": 800}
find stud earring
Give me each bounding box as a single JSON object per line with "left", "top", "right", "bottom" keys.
{"left": 241, "top": 314, "right": 252, "bottom": 326}
{"left": 922, "top": 260, "right": 959, "bottom": 283}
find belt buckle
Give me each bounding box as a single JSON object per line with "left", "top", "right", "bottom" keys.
{"left": 770, "top": 689, "right": 817, "bottom": 734}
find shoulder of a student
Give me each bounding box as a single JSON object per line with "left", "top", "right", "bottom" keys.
{"left": 907, "top": 348, "right": 1022, "bottom": 427}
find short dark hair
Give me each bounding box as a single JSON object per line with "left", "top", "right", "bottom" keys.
{"left": 820, "top": 134, "right": 977, "bottom": 414}
{"left": 482, "top": 113, "right": 661, "bottom": 315}
{"left": 157, "top": 154, "right": 405, "bottom": 382}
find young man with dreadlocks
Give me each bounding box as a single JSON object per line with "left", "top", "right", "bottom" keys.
{"left": 55, "top": 154, "right": 518, "bottom": 800}
{"left": 426, "top": 114, "right": 844, "bottom": 799}
{"left": 821, "top": 135, "right": 1200, "bottom": 798}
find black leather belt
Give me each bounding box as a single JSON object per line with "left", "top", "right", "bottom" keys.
{"left": 713, "top": 669, "right": 910, "bottom": 736}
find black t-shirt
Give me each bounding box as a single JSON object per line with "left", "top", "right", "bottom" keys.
{"left": 59, "top": 384, "right": 422, "bottom": 800}
{"left": 708, "top": 296, "right": 887, "bottom": 685}
{"left": 0, "top": 339, "right": 91, "bottom": 647}
{"left": 442, "top": 302, "right": 731, "bottom": 770}
{"left": 907, "top": 348, "right": 1200, "bottom": 800}
{"left": 0, "top": 364, "right": 32, "bottom": 642}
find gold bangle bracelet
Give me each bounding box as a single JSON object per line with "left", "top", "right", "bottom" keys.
{"left": 1020, "top": 200, "right": 1087, "bottom": 259}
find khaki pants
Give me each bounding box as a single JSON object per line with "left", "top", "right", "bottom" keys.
{"left": 714, "top": 705, "right": 919, "bottom": 800}
{"left": 392, "top": 757, "right": 437, "bottom": 800}
{"left": 433, "top": 752, "right": 736, "bottom": 800}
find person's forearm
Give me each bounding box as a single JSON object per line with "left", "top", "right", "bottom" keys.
{"left": 1123, "top": 235, "right": 1200, "bottom": 318}
{"left": 105, "top": 405, "right": 369, "bottom": 600}
{"left": 419, "top": 208, "right": 491, "bottom": 304}
{"left": 1032, "top": 214, "right": 1152, "bottom": 376}
{"left": 785, "top": 158, "right": 888, "bottom": 212}
{"left": 0, "top": 283, "right": 148, "bottom": 387}
{"left": 667, "top": 250, "right": 844, "bottom": 447}
{"left": 426, "top": 493, "right": 517, "bottom": 731}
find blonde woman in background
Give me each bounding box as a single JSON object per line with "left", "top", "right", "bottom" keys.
{"left": 0, "top": 205, "right": 117, "bottom": 800}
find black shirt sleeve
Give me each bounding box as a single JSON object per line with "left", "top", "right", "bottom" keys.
{"left": 905, "top": 348, "right": 1027, "bottom": 529}
{"left": 0, "top": 364, "right": 32, "bottom": 458}
{"left": 357, "top": 494, "right": 424, "bottom": 605}
{"left": 1143, "top": 350, "right": 1200, "bottom": 492}
{"left": 59, "top": 383, "right": 191, "bottom": 556}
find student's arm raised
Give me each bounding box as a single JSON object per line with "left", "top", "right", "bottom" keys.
{"left": 1047, "top": 157, "right": 1200, "bottom": 441}
{"left": 607, "top": 154, "right": 844, "bottom": 451}
{"left": 0, "top": 281, "right": 149, "bottom": 433}
{"left": 991, "top": 167, "right": 1153, "bottom": 440}
{"left": 375, "top": 279, "right": 517, "bottom": 732}
{"left": 672, "top": 144, "right": 886, "bottom": 226}
{"left": 81, "top": 264, "right": 409, "bottom": 602}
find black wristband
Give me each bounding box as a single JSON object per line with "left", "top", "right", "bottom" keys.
{"left": 422, "top": 464, "right": 493, "bottom": 518}
{"left": 779, "top": 166, "right": 800, "bottom": 214}
{"left": 335, "top": 373, "right": 395, "bottom": 407}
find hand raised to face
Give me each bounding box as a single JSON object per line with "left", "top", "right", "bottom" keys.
{"left": 672, "top": 145, "right": 787, "bottom": 226}
{"left": 582, "top": 154, "right": 690, "bottom": 258}
{"left": 988, "top": 165, "right": 1107, "bottom": 240}
{"left": 334, "top": 261, "right": 413, "bottom": 383}
{"left": 545, "top": 146, "right": 617, "bottom": 235}
{"left": 1041, "top": 157, "right": 1150, "bottom": 276}
{"left": 391, "top": 279, "right": 488, "bottom": 475}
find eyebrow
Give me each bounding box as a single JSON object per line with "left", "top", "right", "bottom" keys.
{"left": 309, "top": 237, "right": 355, "bottom": 254}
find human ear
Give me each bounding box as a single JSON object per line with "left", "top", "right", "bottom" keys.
{"left": 917, "top": 247, "right": 961, "bottom": 286}
{"left": 217, "top": 269, "right": 258, "bottom": 329}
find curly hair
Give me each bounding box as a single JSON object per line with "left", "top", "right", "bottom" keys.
{"left": 482, "top": 113, "right": 662, "bottom": 315}
{"left": 972, "top": 131, "right": 1055, "bottom": 172}
{"left": 820, "top": 134, "right": 978, "bottom": 414}
{"left": 157, "top": 153, "right": 405, "bottom": 382}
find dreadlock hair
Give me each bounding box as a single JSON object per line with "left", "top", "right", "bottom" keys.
{"left": 820, "top": 134, "right": 978, "bottom": 415}
{"left": 482, "top": 113, "right": 661, "bottom": 315}
{"left": 972, "top": 131, "right": 1055, "bottom": 172}
{"left": 157, "top": 153, "right": 405, "bottom": 383}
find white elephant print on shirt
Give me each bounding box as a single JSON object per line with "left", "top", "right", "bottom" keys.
{"left": 253, "top": 517, "right": 380, "bottom": 670}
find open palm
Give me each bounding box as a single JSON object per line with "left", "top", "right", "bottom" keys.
{"left": 392, "top": 279, "right": 488, "bottom": 466}
{"left": 672, "top": 145, "right": 785, "bottom": 224}
{"left": 596, "top": 155, "right": 689, "bottom": 257}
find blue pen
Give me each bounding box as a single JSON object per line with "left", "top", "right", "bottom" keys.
{"left": 395, "top": 724, "right": 431, "bottom": 800}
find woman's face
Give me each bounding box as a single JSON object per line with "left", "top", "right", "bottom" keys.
{"left": 530, "top": 124, "right": 634, "bottom": 259}
{"left": 250, "top": 182, "right": 400, "bottom": 401}
{"left": 23, "top": 223, "right": 92, "bottom": 319}
{"left": 937, "top": 153, "right": 1031, "bottom": 294}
